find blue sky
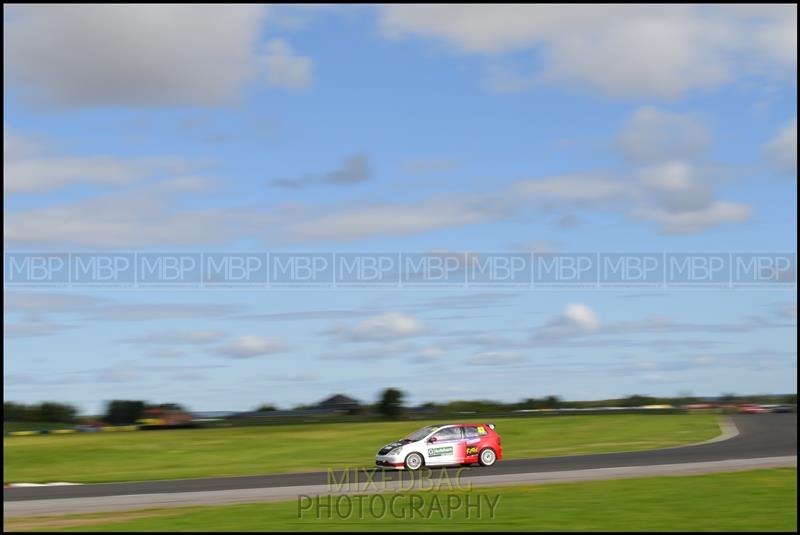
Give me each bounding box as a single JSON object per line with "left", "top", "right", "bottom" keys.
{"left": 3, "top": 5, "right": 797, "bottom": 414}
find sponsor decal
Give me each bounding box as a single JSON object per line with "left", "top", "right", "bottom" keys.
{"left": 466, "top": 446, "right": 479, "bottom": 456}
{"left": 427, "top": 446, "right": 453, "bottom": 457}
{"left": 476, "top": 426, "right": 487, "bottom": 435}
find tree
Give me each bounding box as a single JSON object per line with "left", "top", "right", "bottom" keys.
{"left": 542, "top": 395, "right": 561, "bottom": 409}
{"left": 4, "top": 402, "right": 30, "bottom": 421}
{"left": 104, "top": 400, "right": 146, "bottom": 425}
{"left": 38, "top": 402, "right": 78, "bottom": 423}
{"left": 4, "top": 401, "right": 78, "bottom": 422}
{"left": 621, "top": 394, "right": 655, "bottom": 407}
{"left": 256, "top": 404, "right": 277, "bottom": 412}
{"left": 377, "top": 388, "right": 404, "bottom": 419}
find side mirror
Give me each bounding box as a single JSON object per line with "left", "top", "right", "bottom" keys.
{"left": 428, "top": 437, "right": 437, "bottom": 444}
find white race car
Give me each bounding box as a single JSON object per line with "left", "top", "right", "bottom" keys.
{"left": 375, "top": 423, "right": 502, "bottom": 470}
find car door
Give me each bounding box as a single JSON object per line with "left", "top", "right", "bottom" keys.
{"left": 423, "top": 426, "right": 463, "bottom": 466}
{"left": 462, "top": 426, "right": 482, "bottom": 463}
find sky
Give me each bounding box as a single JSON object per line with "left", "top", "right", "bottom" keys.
{"left": 3, "top": 4, "right": 797, "bottom": 415}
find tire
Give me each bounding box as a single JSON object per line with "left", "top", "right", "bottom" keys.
{"left": 404, "top": 452, "right": 424, "bottom": 471}
{"left": 478, "top": 448, "right": 497, "bottom": 467}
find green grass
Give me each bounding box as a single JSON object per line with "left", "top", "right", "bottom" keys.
{"left": 3, "top": 414, "right": 719, "bottom": 484}
{"left": 3, "top": 422, "right": 76, "bottom": 432}
{"left": 5, "top": 468, "right": 796, "bottom": 532}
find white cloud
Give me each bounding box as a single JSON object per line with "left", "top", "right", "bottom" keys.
{"left": 535, "top": 303, "right": 599, "bottom": 340}
{"left": 5, "top": 156, "right": 186, "bottom": 195}
{"left": 637, "top": 162, "right": 714, "bottom": 213}
{"left": 318, "top": 342, "right": 413, "bottom": 361}
{"left": 564, "top": 304, "right": 600, "bottom": 331}
{"left": 282, "top": 194, "right": 511, "bottom": 242}
{"left": 4, "top": 178, "right": 276, "bottom": 248}
{"left": 269, "top": 153, "right": 372, "bottom": 188}
{"left": 765, "top": 118, "right": 797, "bottom": 175}
{"left": 4, "top": 321, "right": 76, "bottom": 339}
{"left": 93, "top": 304, "right": 239, "bottom": 322}
{"left": 512, "top": 175, "right": 631, "bottom": 204}
{"left": 216, "top": 336, "right": 286, "bottom": 358}
{"left": 3, "top": 126, "right": 192, "bottom": 194}
{"left": 3, "top": 5, "right": 309, "bottom": 106}
{"left": 331, "top": 312, "right": 426, "bottom": 341}
{"left": 95, "top": 363, "right": 142, "bottom": 383}
{"left": 3, "top": 126, "right": 43, "bottom": 161}
{"left": 3, "top": 105, "right": 754, "bottom": 248}
{"left": 120, "top": 330, "right": 226, "bottom": 345}
{"left": 4, "top": 292, "right": 107, "bottom": 317}
{"left": 261, "top": 38, "right": 313, "bottom": 90}
{"left": 508, "top": 108, "right": 750, "bottom": 234}
{"left": 531, "top": 307, "right": 793, "bottom": 347}
{"left": 465, "top": 351, "right": 522, "bottom": 366}
{"left": 411, "top": 346, "right": 443, "bottom": 364}
{"left": 633, "top": 200, "right": 752, "bottom": 234}
{"left": 380, "top": 5, "right": 796, "bottom": 98}
{"left": 617, "top": 107, "right": 710, "bottom": 164}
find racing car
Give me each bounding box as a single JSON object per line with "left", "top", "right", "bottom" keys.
{"left": 375, "top": 423, "right": 502, "bottom": 470}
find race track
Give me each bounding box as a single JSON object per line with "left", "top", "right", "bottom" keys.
{"left": 4, "top": 413, "right": 797, "bottom": 517}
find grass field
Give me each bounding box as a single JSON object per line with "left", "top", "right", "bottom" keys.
{"left": 3, "top": 414, "right": 720, "bottom": 484}
{"left": 4, "top": 468, "right": 796, "bottom": 532}
{"left": 3, "top": 422, "right": 77, "bottom": 433}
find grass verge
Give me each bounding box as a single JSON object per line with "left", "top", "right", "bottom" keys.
{"left": 4, "top": 414, "right": 719, "bottom": 484}
{"left": 4, "top": 468, "right": 796, "bottom": 532}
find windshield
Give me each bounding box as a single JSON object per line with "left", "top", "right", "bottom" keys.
{"left": 403, "top": 425, "right": 438, "bottom": 442}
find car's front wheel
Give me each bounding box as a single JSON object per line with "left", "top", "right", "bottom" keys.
{"left": 404, "top": 452, "right": 424, "bottom": 471}
{"left": 478, "top": 448, "right": 497, "bottom": 467}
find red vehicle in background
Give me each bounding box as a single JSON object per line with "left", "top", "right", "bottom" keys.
{"left": 737, "top": 403, "right": 768, "bottom": 414}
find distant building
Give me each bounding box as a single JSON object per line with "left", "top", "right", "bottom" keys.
{"left": 315, "top": 394, "right": 361, "bottom": 412}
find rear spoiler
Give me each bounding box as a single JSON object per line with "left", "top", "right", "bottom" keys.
{"left": 486, "top": 423, "right": 495, "bottom": 430}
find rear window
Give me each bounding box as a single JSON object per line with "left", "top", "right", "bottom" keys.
{"left": 464, "top": 426, "right": 480, "bottom": 439}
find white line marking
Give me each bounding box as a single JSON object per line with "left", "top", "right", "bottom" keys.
{"left": 4, "top": 456, "right": 796, "bottom": 518}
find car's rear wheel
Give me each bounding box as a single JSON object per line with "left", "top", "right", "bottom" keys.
{"left": 478, "top": 448, "right": 497, "bottom": 467}
{"left": 404, "top": 452, "right": 424, "bottom": 471}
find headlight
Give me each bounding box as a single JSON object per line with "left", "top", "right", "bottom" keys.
{"left": 388, "top": 447, "right": 403, "bottom": 456}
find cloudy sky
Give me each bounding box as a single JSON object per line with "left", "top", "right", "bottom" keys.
{"left": 3, "top": 4, "right": 797, "bottom": 414}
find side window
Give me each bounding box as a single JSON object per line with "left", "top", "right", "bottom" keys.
{"left": 431, "top": 427, "right": 462, "bottom": 442}
{"left": 464, "top": 426, "right": 480, "bottom": 439}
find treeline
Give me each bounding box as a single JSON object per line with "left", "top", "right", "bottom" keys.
{"left": 104, "top": 401, "right": 187, "bottom": 425}
{"left": 5, "top": 400, "right": 188, "bottom": 425}
{"left": 6, "top": 392, "right": 797, "bottom": 425}
{"left": 4, "top": 401, "right": 78, "bottom": 423}
{"left": 425, "top": 393, "right": 797, "bottom": 413}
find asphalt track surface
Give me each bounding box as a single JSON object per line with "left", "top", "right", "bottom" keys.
{"left": 3, "top": 414, "right": 796, "bottom": 516}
